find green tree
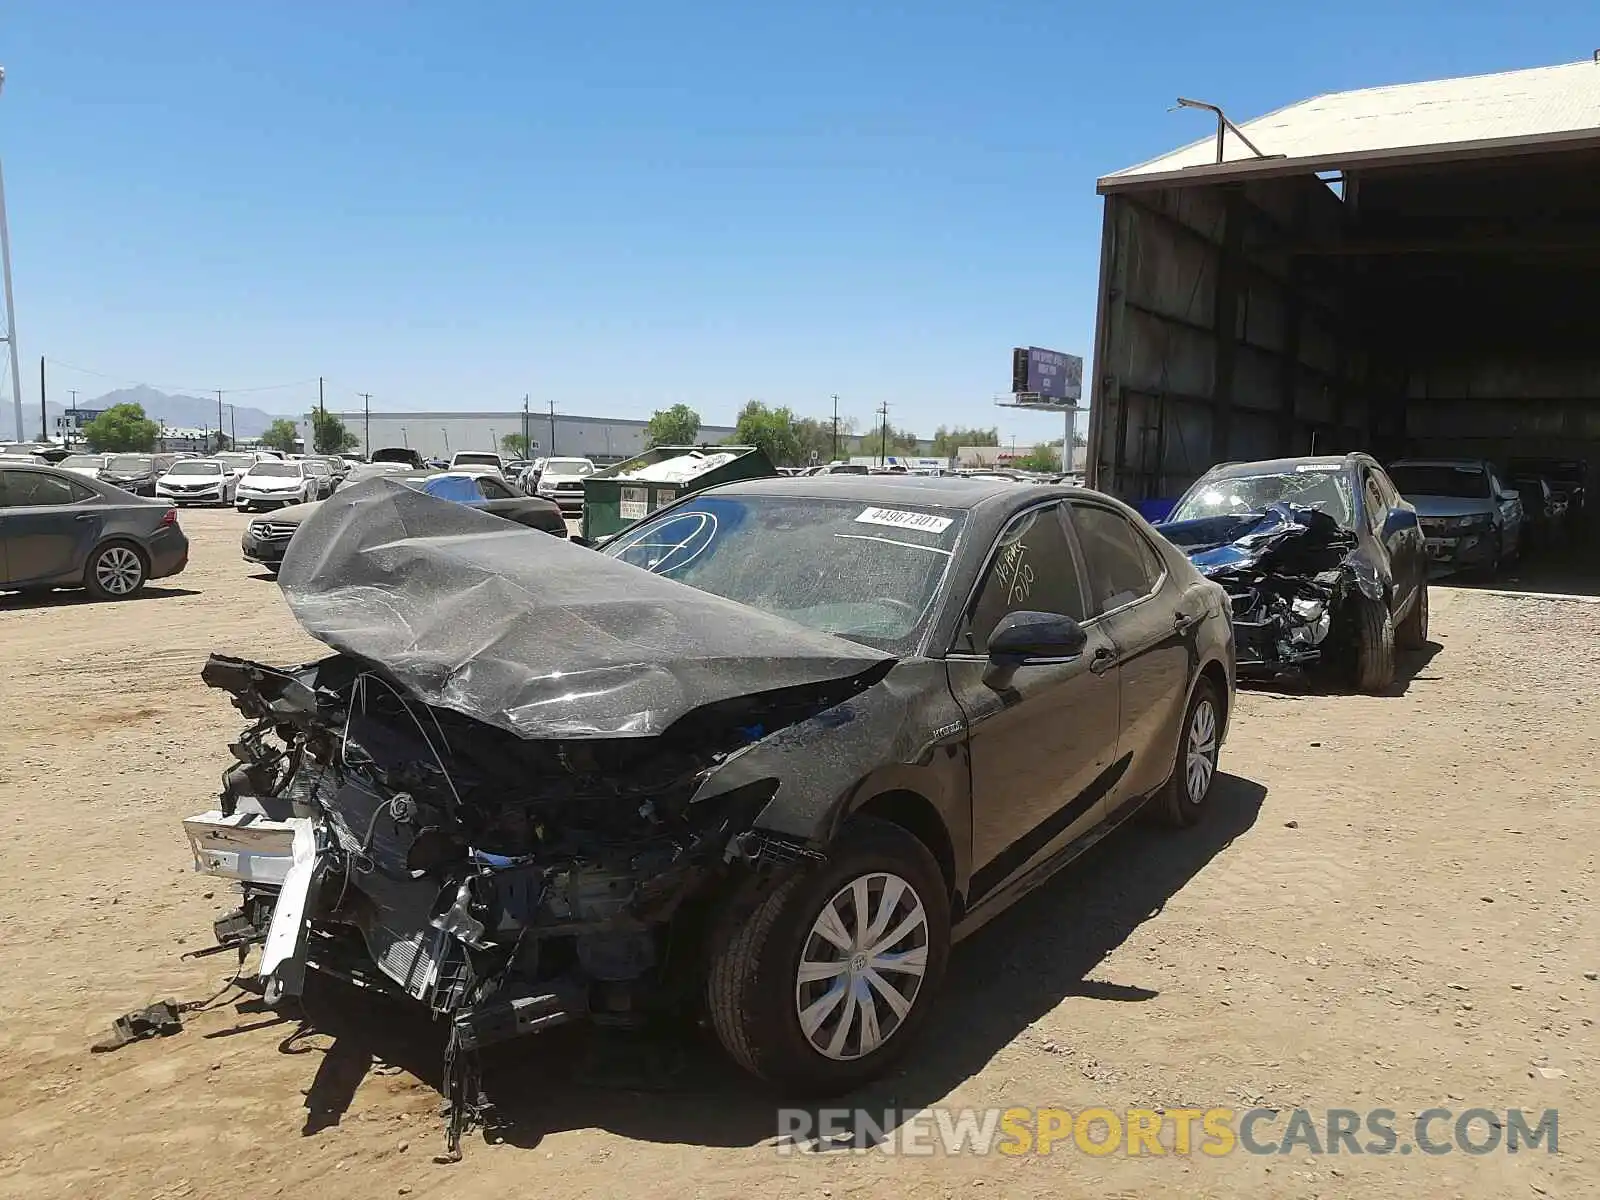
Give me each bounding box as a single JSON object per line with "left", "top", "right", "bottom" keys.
{"left": 500, "top": 432, "right": 532, "bottom": 458}
{"left": 644, "top": 403, "right": 703, "bottom": 448}
{"left": 83, "top": 403, "right": 160, "bottom": 453}
{"left": 1012, "top": 443, "right": 1063, "bottom": 473}
{"left": 931, "top": 425, "right": 999, "bottom": 457}
{"left": 734, "top": 399, "right": 802, "bottom": 466}
{"left": 261, "top": 419, "right": 300, "bottom": 454}
{"left": 311, "top": 409, "right": 360, "bottom": 454}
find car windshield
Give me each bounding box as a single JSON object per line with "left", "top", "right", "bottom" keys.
{"left": 61, "top": 455, "right": 104, "bottom": 468}
{"left": 247, "top": 463, "right": 298, "bottom": 478}
{"left": 168, "top": 461, "right": 223, "bottom": 476}
{"left": 304, "top": 462, "right": 329, "bottom": 474}
{"left": 1170, "top": 468, "right": 1354, "bottom": 526}
{"left": 604, "top": 494, "right": 965, "bottom": 650}
{"left": 108, "top": 456, "right": 152, "bottom": 473}
{"left": 453, "top": 453, "right": 500, "bottom": 466}
{"left": 1388, "top": 465, "right": 1490, "bottom": 500}
{"left": 546, "top": 459, "right": 594, "bottom": 475}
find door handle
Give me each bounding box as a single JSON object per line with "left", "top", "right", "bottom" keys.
{"left": 74, "top": 513, "right": 98, "bottom": 522}
{"left": 1089, "top": 646, "right": 1116, "bottom": 675}
{"left": 1173, "top": 610, "right": 1200, "bottom": 632}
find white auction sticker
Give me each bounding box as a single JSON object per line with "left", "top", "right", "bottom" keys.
{"left": 855, "top": 507, "right": 954, "bottom": 534}
{"left": 619, "top": 486, "right": 649, "bottom": 520}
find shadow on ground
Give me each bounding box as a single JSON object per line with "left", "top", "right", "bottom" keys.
{"left": 0, "top": 585, "right": 200, "bottom": 608}
{"left": 1436, "top": 529, "right": 1600, "bottom": 600}
{"left": 1242, "top": 639, "right": 1442, "bottom": 699}
{"left": 270, "top": 772, "right": 1267, "bottom": 1154}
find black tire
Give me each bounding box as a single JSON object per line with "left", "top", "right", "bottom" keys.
{"left": 1352, "top": 595, "right": 1396, "bottom": 692}
{"left": 706, "top": 816, "right": 950, "bottom": 1096}
{"left": 83, "top": 541, "right": 148, "bottom": 601}
{"left": 1395, "top": 579, "right": 1429, "bottom": 651}
{"left": 1151, "top": 676, "right": 1223, "bottom": 827}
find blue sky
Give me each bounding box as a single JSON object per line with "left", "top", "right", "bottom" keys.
{"left": 2, "top": 2, "right": 1592, "bottom": 438}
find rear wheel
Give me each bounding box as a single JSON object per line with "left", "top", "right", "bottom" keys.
{"left": 84, "top": 541, "right": 148, "bottom": 601}
{"left": 1395, "top": 580, "right": 1429, "bottom": 650}
{"left": 1151, "top": 677, "right": 1222, "bottom": 827}
{"left": 707, "top": 817, "right": 949, "bottom": 1095}
{"left": 1352, "top": 595, "right": 1396, "bottom": 692}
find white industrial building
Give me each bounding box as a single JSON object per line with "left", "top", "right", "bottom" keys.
{"left": 299, "top": 410, "right": 736, "bottom": 463}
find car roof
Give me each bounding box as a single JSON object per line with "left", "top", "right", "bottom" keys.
{"left": 1204, "top": 454, "right": 1365, "bottom": 479}
{"left": 701, "top": 473, "right": 1073, "bottom": 512}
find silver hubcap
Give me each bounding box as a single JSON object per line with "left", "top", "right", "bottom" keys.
{"left": 95, "top": 547, "right": 143, "bottom": 595}
{"left": 1185, "top": 699, "right": 1218, "bottom": 803}
{"left": 795, "top": 872, "right": 929, "bottom": 1061}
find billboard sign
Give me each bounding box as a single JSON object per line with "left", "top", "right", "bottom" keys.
{"left": 1010, "top": 347, "right": 1083, "bottom": 404}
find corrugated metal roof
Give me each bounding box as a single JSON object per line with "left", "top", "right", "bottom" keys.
{"left": 1100, "top": 59, "right": 1600, "bottom": 192}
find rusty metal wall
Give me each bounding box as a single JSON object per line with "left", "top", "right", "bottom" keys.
{"left": 1088, "top": 178, "right": 1377, "bottom": 501}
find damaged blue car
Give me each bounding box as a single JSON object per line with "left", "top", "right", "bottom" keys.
{"left": 1158, "top": 454, "right": 1428, "bottom": 692}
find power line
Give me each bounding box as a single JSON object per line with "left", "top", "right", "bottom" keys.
{"left": 41, "top": 357, "right": 320, "bottom": 397}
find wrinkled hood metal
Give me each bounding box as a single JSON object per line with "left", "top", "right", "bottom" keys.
{"left": 276, "top": 480, "right": 897, "bottom": 740}
{"left": 1157, "top": 505, "right": 1350, "bottom": 576}
{"left": 1403, "top": 496, "right": 1496, "bottom": 519}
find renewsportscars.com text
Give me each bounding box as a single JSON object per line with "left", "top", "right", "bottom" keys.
{"left": 776, "top": 1106, "right": 1559, "bottom": 1157}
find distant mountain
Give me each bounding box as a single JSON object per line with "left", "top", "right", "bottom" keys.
{"left": 0, "top": 385, "right": 293, "bottom": 441}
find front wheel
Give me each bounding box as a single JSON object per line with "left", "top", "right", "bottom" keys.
{"left": 707, "top": 817, "right": 950, "bottom": 1095}
{"left": 1352, "top": 595, "right": 1396, "bottom": 692}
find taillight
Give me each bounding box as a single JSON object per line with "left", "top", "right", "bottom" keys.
{"left": 159, "top": 507, "right": 178, "bottom": 527}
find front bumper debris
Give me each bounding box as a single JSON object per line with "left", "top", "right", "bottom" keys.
{"left": 181, "top": 652, "right": 822, "bottom": 1158}
{"left": 1162, "top": 504, "right": 1366, "bottom": 679}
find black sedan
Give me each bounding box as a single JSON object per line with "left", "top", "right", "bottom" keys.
{"left": 241, "top": 469, "right": 565, "bottom": 571}
{"left": 185, "top": 474, "right": 1235, "bottom": 1127}
{"left": 0, "top": 463, "right": 188, "bottom": 599}
{"left": 1158, "top": 453, "right": 1426, "bottom": 691}
{"left": 99, "top": 453, "right": 178, "bottom": 497}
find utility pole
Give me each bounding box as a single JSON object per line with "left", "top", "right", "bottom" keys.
{"left": 359, "top": 392, "right": 372, "bottom": 455}
{"left": 877, "top": 401, "right": 890, "bottom": 467}
{"left": 229, "top": 404, "right": 236, "bottom": 446}
{"left": 548, "top": 398, "right": 557, "bottom": 456}
{"left": 0, "top": 68, "right": 21, "bottom": 444}
{"left": 38, "top": 355, "right": 45, "bottom": 445}
{"left": 68, "top": 388, "right": 77, "bottom": 448}
{"left": 522, "top": 393, "right": 530, "bottom": 456}
{"left": 216, "top": 389, "right": 225, "bottom": 453}
{"left": 831, "top": 393, "right": 840, "bottom": 461}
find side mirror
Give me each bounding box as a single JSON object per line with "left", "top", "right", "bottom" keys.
{"left": 1500, "top": 488, "right": 1520, "bottom": 502}
{"left": 983, "top": 611, "right": 1088, "bottom": 689}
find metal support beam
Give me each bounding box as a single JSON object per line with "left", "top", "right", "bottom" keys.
{"left": 1208, "top": 189, "right": 1245, "bottom": 463}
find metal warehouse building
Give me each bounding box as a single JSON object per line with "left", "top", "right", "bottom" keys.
{"left": 298, "top": 410, "right": 735, "bottom": 463}
{"left": 1085, "top": 58, "right": 1600, "bottom": 503}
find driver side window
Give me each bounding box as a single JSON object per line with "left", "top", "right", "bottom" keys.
{"left": 1362, "top": 473, "right": 1386, "bottom": 536}
{"left": 958, "top": 504, "right": 1086, "bottom": 655}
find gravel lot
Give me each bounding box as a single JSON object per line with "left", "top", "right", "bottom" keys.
{"left": 1, "top": 508, "right": 1596, "bottom": 1200}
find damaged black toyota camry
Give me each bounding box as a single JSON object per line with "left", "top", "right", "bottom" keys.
{"left": 1157, "top": 454, "right": 1428, "bottom": 692}
{"left": 183, "top": 475, "right": 1234, "bottom": 1147}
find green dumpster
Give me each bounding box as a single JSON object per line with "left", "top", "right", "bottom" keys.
{"left": 582, "top": 445, "right": 776, "bottom": 540}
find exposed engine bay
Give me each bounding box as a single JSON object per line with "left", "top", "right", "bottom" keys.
{"left": 185, "top": 652, "right": 843, "bottom": 1158}
{"left": 1158, "top": 504, "right": 1376, "bottom": 677}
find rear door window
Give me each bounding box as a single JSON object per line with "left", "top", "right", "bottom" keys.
{"left": 958, "top": 503, "right": 1087, "bottom": 654}
{"left": 1069, "top": 503, "right": 1161, "bottom": 615}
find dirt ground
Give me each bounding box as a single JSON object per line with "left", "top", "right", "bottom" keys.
{"left": 1, "top": 507, "right": 1595, "bottom": 1200}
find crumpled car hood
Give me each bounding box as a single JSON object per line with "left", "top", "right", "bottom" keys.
{"left": 1158, "top": 504, "right": 1355, "bottom": 576}
{"left": 277, "top": 479, "right": 896, "bottom": 740}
